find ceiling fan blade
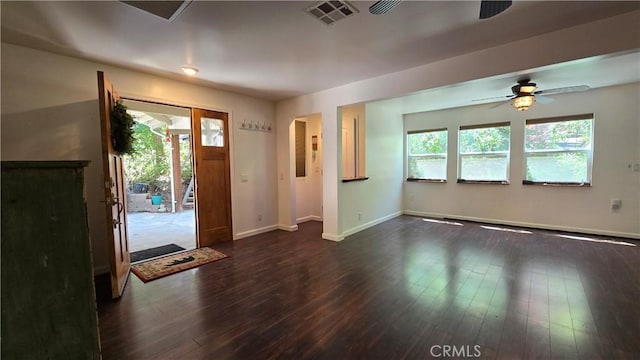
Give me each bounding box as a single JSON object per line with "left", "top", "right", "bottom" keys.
{"left": 535, "top": 95, "right": 554, "bottom": 104}
{"left": 369, "top": 0, "right": 402, "bottom": 15}
{"left": 479, "top": 0, "right": 512, "bottom": 19}
{"left": 472, "top": 95, "right": 513, "bottom": 102}
{"left": 489, "top": 100, "right": 510, "bottom": 109}
{"left": 533, "top": 85, "right": 590, "bottom": 95}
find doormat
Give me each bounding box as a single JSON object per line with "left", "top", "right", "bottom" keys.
{"left": 131, "top": 247, "right": 228, "bottom": 283}
{"left": 130, "top": 244, "right": 186, "bottom": 263}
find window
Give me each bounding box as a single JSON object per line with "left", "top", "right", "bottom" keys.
{"left": 201, "top": 117, "right": 224, "bottom": 147}
{"left": 407, "top": 129, "right": 447, "bottom": 181}
{"left": 458, "top": 122, "right": 510, "bottom": 183}
{"left": 524, "top": 114, "right": 593, "bottom": 185}
{"left": 295, "top": 120, "right": 306, "bottom": 177}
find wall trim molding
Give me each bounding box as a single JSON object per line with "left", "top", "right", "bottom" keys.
{"left": 341, "top": 211, "right": 404, "bottom": 239}
{"left": 322, "top": 233, "right": 344, "bottom": 242}
{"left": 403, "top": 210, "right": 640, "bottom": 240}
{"left": 278, "top": 224, "right": 299, "bottom": 232}
{"left": 235, "top": 224, "right": 279, "bottom": 240}
{"left": 296, "top": 215, "right": 322, "bottom": 223}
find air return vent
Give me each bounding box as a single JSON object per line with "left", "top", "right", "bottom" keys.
{"left": 369, "top": 0, "right": 402, "bottom": 15}
{"left": 121, "top": 1, "right": 192, "bottom": 22}
{"left": 306, "top": 1, "right": 358, "bottom": 26}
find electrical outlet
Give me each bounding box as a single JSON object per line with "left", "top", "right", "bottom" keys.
{"left": 611, "top": 199, "right": 622, "bottom": 211}
{"left": 358, "top": 212, "right": 362, "bottom": 221}
{"left": 257, "top": 213, "right": 263, "bottom": 221}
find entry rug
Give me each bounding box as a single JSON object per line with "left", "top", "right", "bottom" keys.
{"left": 131, "top": 247, "right": 228, "bottom": 282}
{"left": 130, "top": 244, "right": 185, "bottom": 263}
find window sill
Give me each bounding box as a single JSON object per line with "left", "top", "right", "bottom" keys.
{"left": 522, "top": 180, "right": 591, "bottom": 187}
{"left": 407, "top": 178, "right": 446, "bottom": 183}
{"left": 457, "top": 179, "right": 510, "bottom": 185}
{"left": 342, "top": 177, "right": 369, "bottom": 183}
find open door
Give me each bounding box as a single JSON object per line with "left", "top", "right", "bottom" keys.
{"left": 98, "top": 71, "right": 130, "bottom": 298}
{"left": 191, "top": 108, "right": 232, "bottom": 246}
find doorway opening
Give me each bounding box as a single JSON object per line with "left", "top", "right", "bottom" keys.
{"left": 292, "top": 114, "right": 323, "bottom": 225}
{"left": 121, "top": 99, "right": 195, "bottom": 261}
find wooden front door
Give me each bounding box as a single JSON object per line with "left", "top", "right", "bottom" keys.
{"left": 191, "top": 108, "right": 232, "bottom": 246}
{"left": 98, "top": 71, "right": 130, "bottom": 298}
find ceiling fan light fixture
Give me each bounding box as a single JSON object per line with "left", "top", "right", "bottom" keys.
{"left": 520, "top": 84, "right": 537, "bottom": 93}
{"left": 512, "top": 95, "right": 535, "bottom": 111}
{"left": 181, "top": 65, "right": 199, "bottom": 76}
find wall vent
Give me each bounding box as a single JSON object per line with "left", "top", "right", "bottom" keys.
{"left": 306, "top": 1, "right": 359, "bottom": 26}
{"left": 369, "top": 0, "right": 402, "bottom": 15}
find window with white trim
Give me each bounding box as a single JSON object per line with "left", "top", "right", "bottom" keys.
{"left": 458, "top": 122, "right": 510, "bottom": 183}
{"left": 407, "top": 129, "right": 447, "bottom": 181}
{"left": 524, "top": 114, "right": 593, "bottom": 185}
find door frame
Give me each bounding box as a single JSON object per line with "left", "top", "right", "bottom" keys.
{"left": 291, "top": 114, "right": 324, "bottom": 225}
{"left": 117, "top": 96, "right": 235, "bottom": 248}
{"left": 119, "top": 97, "right": 198, "bottom": 252}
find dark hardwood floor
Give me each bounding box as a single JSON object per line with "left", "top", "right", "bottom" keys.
{"left": 97, "top": 216, "right": 640, "bottom": 359}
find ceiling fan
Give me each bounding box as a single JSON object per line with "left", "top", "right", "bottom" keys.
{"left": 369, "top": 0, "right": 513, "bottom": 19}
{"left": 474, "top": 78, "right": 590, "bottom": 111}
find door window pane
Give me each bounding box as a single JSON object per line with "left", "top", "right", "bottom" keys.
{"left": 202, "top": 118, "right": 224, "bottom": 147}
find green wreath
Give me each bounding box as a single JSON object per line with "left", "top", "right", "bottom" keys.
{"left": 111, "top": 101, "right": 136, "bottom": 155}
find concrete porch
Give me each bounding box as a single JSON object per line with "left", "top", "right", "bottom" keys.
{"left": 127, "top": 209, "right": 195, "bottom": 253}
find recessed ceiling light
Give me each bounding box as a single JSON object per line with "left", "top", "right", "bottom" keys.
{"left": 181, "top": 65, "right": 199, "bottom": 76}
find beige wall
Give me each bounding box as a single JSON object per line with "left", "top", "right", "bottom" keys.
{"left": 1, "top": 43, "right": 278, "bottom": 273}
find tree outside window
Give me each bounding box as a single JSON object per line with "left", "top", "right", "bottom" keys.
{"left": 407, "top": 129, "right": 448, "bottom": 181}
{"left": 525, "top": 115, "right": 593, "bottom": 184}
{"left": 458, "top": 123, "right": 510, "bottom": 182}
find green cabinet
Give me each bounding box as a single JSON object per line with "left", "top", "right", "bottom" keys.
{"left": 1, "top": 161, "right": 101, "bottom": 359}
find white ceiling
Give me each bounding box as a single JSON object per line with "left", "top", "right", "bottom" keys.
{"left": 378, "top": 50, "right": 640, "bottom": 114}
{"left": 2, "top": 1, "right": 639, "bottom": 104}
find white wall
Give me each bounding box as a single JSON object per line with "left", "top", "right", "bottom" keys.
{"left": 1, "top": 43, "right": 278, "bottom": 273}
{"left": 339, "top": 102, "right": 405, "bottom": 237}
{"left": 295, "top": 113, "right": 323, "bottom": 222}
{"left": 275, "top": 11, "right": 640, "bottom": 241}
{"left": 403, "top": 82, "right": 640, "bottom": 238}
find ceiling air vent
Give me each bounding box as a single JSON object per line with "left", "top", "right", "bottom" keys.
{"left": 306, "top": 1, "right": 359, "bottom": 26}
{"left": 369, "top": 0, "right": 402, "bottom": 15}
{"left": 121, "top": 1, "right": 192, "bottom": 22}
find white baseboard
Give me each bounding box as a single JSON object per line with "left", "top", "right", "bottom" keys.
{"left": 342, "top": 211, "right": 403, "bottom": 238}
{"left": 296, "top": 215, "right": 322, "bottom": 223}
{"left": 403, "top": 210, "right": 640, "bottom": 239}
{"left": 235, "top": 224, "right": 279, "bottom": 240}
{"left": 322, "top": 232, "right": 344, "bottom": 242}
{"left": 278, "top": 224, "right": 299, "bottom": 232}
